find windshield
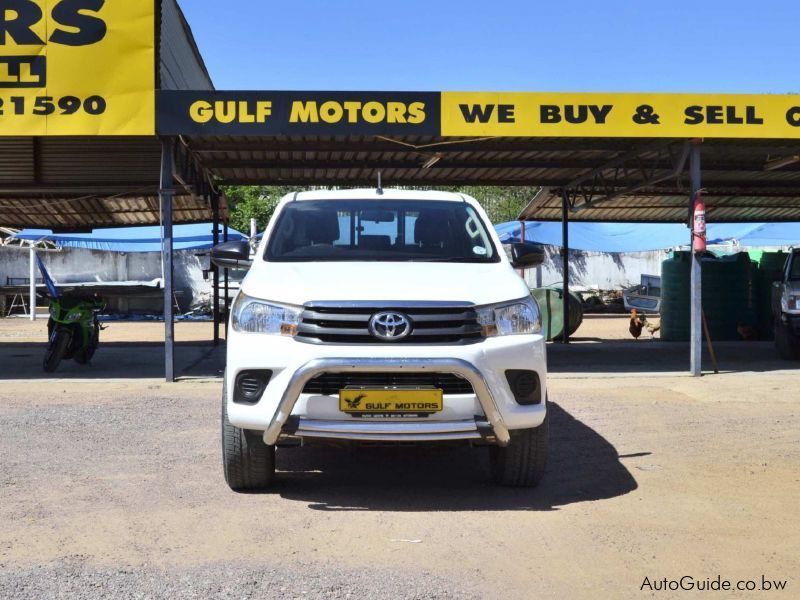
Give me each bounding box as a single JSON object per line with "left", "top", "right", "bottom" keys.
{"left": 265, "top": 199, "right": 500, "bottom": 263}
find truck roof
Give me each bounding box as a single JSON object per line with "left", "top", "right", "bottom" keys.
{"left": 290, "top": 189, "right": 470, "bottom": 203}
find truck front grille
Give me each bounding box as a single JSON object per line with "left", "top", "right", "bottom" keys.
{"left": 295, "top": 302, "right": 484, "bottom": 345}
{"left": 302, "top": 372, "right": 475, "bottom": 395}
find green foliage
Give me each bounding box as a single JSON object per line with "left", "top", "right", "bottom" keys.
{"left": 224, "top": 186, "right": 295, "bottom": 234}
{"left": 444, "top": 186, "right": 539, "bottom": 224}
{"left": 224, "top": 185, "right": 538, "bottom": 233}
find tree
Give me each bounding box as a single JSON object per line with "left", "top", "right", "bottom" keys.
{"left": 224, "top": 186, "right": 295, "bottom": 234}
{"left": 445, "top": 186, "right": 539, "bottom": 223}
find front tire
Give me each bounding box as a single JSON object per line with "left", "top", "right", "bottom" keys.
{"left": 490, "top": 408, "right": 549, "bottom": 487}
{"left": 43, "top": 328, "right": 70, "bottom": 373}
{"left": 775, "top": 321, "right": 800, "bottom": 360}
{"left": 221, "top": 386, "right": 275, "bottom": 492}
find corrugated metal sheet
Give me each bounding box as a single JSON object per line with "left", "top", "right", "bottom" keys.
{"left": 159, "top": 0, "right": 214, "bottom": 90}
{"left": 526, "top": 193, "right": 800, "bottom": 223}
{"left": 182, "top": 135, "right": 800, "bottom": 223}
{"left": 0, "top": 137, "right": 161, "bottom": 188}
{"left": 0, "top": 138, "right": 34, "bottom": 182}
{"left": 0, "top": 193, "right": 227, "bottom": 230}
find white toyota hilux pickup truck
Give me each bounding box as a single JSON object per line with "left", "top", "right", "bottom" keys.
{"left": 211, "top": 189, "right": 548, "bottom": 491}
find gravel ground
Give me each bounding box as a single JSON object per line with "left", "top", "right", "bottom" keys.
{"left": 1, "top": 367, "right": 798, "bottom": 598}
{"left": 0, "top": 559, "right": 477, "bottom": 599}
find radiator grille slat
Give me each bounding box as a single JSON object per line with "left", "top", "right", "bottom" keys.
{"left": 296, "top": 304, "right": 484, "bottom": 345}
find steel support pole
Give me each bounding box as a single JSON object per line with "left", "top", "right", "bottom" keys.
{"left": 160, "top": 138, "right": 175, "bottom": 382}
{"left": 29, "top": 247, "right": 36, "bottom": 321}
{"left": 690, "top": 144, "right": 703, "bottom": 377}
{"left": 518, "top": 219, "right": 526, "bottom": 280}
{"left": 211, "top": 192, "right": 220, "bottom": 347}
{"left": 224, "top": 223, "right": 230, "bottom": 339}
{"left": 561, "top": 191, "right": 570, "bottom": 344}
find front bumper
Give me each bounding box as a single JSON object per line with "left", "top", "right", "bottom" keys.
{"left": 226, "top": 332, "right": 547, "bottom": 445}
{"left": 784, "top": 314, "right": 800, "bottom": 335}
{"left": 265, "top": 357, "right": 510, "bottom": 446}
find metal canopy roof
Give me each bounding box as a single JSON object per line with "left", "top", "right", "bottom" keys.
{"left": 179, "top": 134, "right": 800, "bottom": 223}
{"left": 0, "top": 136, "right": 227, "bottom": 230}
{"left": 3, "top": 0, "right": 800, "bottom": 229}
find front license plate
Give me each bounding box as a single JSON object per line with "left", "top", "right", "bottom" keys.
{"left": 339, "top": 388, "right": 443, "bottom": 415}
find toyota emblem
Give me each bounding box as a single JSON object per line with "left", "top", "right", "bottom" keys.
{"left": 368, "top": 312, "right": 412, "bottom": 341}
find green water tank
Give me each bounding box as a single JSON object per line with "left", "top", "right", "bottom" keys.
{"left": 661, "top": 252, "right": 757, "bottom": 342}
{"left": 531, "top": 288, "right": 583, "bottom": 342}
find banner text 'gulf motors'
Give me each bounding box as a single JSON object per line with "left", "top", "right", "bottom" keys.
{"left": 156, "top": 91, "right": 439, "bottom": 136}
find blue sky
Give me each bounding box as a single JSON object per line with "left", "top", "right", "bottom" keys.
{"left": 180, "top": 1, "right": 799, "bottom": 93}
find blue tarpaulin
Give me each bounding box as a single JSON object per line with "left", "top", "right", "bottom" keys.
{"left": 494, "top": 221, "right": 800, "bottom": 252}
{"left": 17, "top": 221, "right": 797, "bottom": 254}
{"left": 14, "top": 223, "right": 247, "bottom": 253}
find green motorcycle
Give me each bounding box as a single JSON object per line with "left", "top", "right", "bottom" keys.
{"left": 37, "top": 256, "right": 105, "bottom": 373}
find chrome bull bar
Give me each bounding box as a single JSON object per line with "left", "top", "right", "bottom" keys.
{"left": 263, "top": 358, "right": 511, "bottom": 446}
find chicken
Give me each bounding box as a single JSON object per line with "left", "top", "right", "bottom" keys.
{"left": 645, "top": 318, "right": 661, "bottom": 339}
{"left": 737, "top": 322, "right": 759, "bottom": 341}
{"left": 629, "top": 309, "right": 644, "bottom": 340}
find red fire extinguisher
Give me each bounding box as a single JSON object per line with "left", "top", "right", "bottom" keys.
{"left": 692, "top": 191, "right": 706, "bottom": 253}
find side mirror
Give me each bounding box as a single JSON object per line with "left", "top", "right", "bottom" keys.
{"left": 211, "top": 240, "right": 252, "bottom": 270}
{"left": 510, "top": 242, "right": 545, "bottom": 270}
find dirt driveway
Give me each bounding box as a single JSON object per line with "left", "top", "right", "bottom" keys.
{"left": 1, "top": 367, "right": 797, "bottom": 598}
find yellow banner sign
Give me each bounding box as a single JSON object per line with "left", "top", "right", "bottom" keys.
{"left": 442, "top": 92, "right": 800, "bottom": 138}
{"left": 0, "top": 0, "right": 155, "bottom": 136}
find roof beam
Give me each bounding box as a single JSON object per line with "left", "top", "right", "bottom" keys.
{"left": 555, "top": 141, "right": 693, "bottom": 214}
{"left": 186, "top": 139, "right": 645, "bottom": 155}
{"left": 0, "top": 184, "right": 193, "bottom": 197}
{"left": 201, "top": 158, "right": 789, "bottom": 173}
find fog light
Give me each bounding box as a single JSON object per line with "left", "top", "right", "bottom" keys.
{"left": 505, "top": 370, "right": 541, "bottom": 405}
{"left": 234, "top": 370, "right": 272, "bottom": 405}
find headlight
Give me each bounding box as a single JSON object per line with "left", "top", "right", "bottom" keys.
{"left": 66, "top": 312, "right": 82, "bottom": 322}
{"left": 232, "top": 292, "right": 302, "bottom": 335}
{"left": 476, "top": 297, "right": 542, "bottom": 337}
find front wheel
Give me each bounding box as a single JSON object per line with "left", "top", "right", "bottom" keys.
{"left": 490, "top": 408, "right": 549, "bottom": 487}
{"left": 43, "top": 328, "right": 71, "bottom": 373}
{"left": 221, "top": 386, "right": 275, "bottom": 492}
{"left": 775, "top": 321, "right": 800, "bottom": 360}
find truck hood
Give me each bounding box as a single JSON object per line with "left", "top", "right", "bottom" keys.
{"left": 242, "top": 261, "right": 530, "bottom": 307}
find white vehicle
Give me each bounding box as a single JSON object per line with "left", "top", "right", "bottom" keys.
{"left": 211, "top": 189, "right": 548, "bottom": 491}
{"left": 773, "top": 249, "right": 800, "bottom": 359}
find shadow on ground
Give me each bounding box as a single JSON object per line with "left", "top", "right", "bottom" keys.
{"left": 0, "top": 342, "right": 225, "bottom": 380}
{"left": 273, "top": 402, "right": 638, "bottom": 512}
{"left": 548, "top": 340, "right": 792, "bottom": 374}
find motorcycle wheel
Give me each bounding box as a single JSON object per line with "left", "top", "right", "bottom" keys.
{"left": 75, "top": 321, "right": 100, "bottom": 365}
{"left": 43, "top": 329, "right": 71, "bottom": 373}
